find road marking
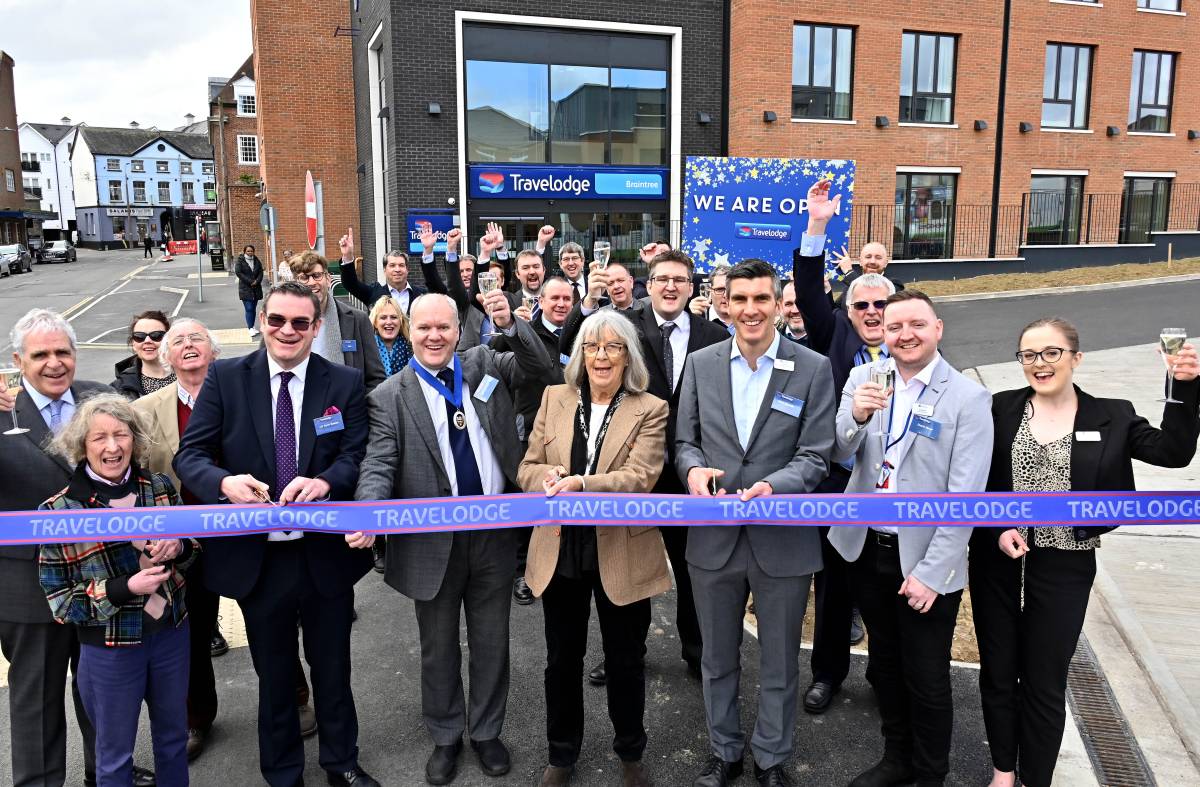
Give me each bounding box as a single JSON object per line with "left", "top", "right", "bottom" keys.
{"left": 161, "top": 286, "right": 189, "bottom": 318}
{"left": 85, "top": 327, "right": 125, "bottom": 344}
{"left": 60, "top": 296, "right": 93, "bottom": 319}
{"left": 67, "top": 277, "right": 132, "bottom": 322}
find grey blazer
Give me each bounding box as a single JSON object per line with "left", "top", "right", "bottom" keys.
{"left": 827, "top": 356, "right": 993, "bottom": 593}
{"left": 0, "top": 381, "right": 111, "bottom": 623}
{"left": 354, "top": 318, "right": 552, "bottom": 600}
{"left": 674, "top": 337, "right": 836, "bottom": 577}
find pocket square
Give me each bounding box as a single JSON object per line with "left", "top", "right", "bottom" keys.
{"left": 323, "top": 406, "right": 340, "bottom": 416}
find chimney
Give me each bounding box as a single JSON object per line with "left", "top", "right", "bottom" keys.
{"left": 185, "top": 113, "right": 195, "bottom": 124}
{"left": 129, "top": 121, "right": 139, "bottom": 129}
{"left": 60, "top": 116, "right": 71, "bottom": 125}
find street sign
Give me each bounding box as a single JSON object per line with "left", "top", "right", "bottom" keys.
{"left": 305, "top": 170, "right": 317, "bottom": 250}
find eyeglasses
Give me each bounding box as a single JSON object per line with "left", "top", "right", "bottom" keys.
{"left": 850, "top": 300, "right": 889, "bottom": 312}
{"left": 131, "top": 330, "right": 166, "bottom": 343}
{"left": 265, "top": 314, "right": 315, "bottom": 332}
{"left": 711, "top": 286, "right": 727, "bottom": 295}
{"left": 295, "top": 271, "right": 328, "bottom": 283}
{"left": 1015, "top": 347, "right": 1069, "bottom": 365}
{"left": 168, "top": 333, "right": 209, "bottom": 347}
{"left": 582, "top": 342, "right": 626, "bottom": 358}
{"left": 650, "top": 275, "right": 691, "bottom": 288}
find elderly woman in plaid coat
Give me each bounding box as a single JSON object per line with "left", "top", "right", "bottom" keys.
{"left": 38, "top": 393, "right": 197, "bottom": 787}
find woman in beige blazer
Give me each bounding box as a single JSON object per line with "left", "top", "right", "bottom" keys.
{"left": 518, "top": 308, "right": 670, "bottom": 787}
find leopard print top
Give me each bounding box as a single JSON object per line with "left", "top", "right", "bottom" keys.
{"left": 1012, "top": 401, "right": 1101, "bottom": 550}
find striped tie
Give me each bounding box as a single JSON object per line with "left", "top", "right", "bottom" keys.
{"left": 48, "top": 399, "right": 65, "bottom": 435}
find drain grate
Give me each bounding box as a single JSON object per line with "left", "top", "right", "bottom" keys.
{"left": 1067, "top": 634, "right": 1156, "bottom": 786}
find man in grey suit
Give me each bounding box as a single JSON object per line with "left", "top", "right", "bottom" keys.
{"left": 675, "top": 260, "right": 836, "bottom": 787}
{"left": 0, "top": 308, "right": 107, "bottom": 787}
{"left": 355, "top": 291, "right": 551, "bottom": 785}
{"left": 828, "top": 290, "right": 993, "bottom": 787}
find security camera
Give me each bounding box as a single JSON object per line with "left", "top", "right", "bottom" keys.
{"left": 447, "top": 196, "right": 456, "bottom": 206}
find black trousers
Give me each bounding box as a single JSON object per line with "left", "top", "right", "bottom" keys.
{"left": 185, "top": 555, "right": 220, "bottom": 732}
{"left": 661, "top": 525, "right": 702, "bottom": 666}
{"left": 970, "top": 534, "right": 1096, "bottom": 787}
{"left": 514, "top": 526, "right": 534, "bottom": 575}
{"left": 542, "top": 569, "right": 652, "bottom": 767}
{"left": 850, "top": 535, "right": 961, "bottom": 783}
{"left": 239, "top": 540, "right": 360, "bottom": 787}
{"left": 810, "top": 525, "right": 853, "bottom": 686}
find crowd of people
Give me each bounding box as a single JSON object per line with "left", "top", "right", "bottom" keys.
{"left": 0, "top": 180, "right": 1198, "bottom": 787}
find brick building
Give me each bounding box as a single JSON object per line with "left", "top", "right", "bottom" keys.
{"left": 0, "top": 51, "right": 27, "bottom": 245}
{"left": 208, "top": 55, "right": 263, "bottom": 260}
{"left": 250, "top": 0, "right": 359, "bottom": 275}
{"left": 729, "top": 0, "right": 1200, "bottom": 266}
{"left": 349, "top": 2, "right": 727, "bottom": 279}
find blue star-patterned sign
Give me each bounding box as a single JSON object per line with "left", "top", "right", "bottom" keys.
{"left": 682, "top": 156, "right": 855, "bottom": 275}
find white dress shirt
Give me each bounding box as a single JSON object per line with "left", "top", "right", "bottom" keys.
{"left": 413, "top": 359, "right": 505, "bottom": 496}
{"left": 873, "top": 353, "right": 941, "bottom": 533}
{"left": 729, "top": 332, "right": 781, "bottom": 451}
{"left": 266, "top": 355, "right": 309, "bottom": 541}
{"left": 23, "top": 379, "right": 75, "bottom": 433}
{"left": 389, "top": 284, "right": 412, "bottom": 314}
{"left": 653, "top": 309, "right": 691, "bottom": 391}
{"left": 177, "top": 383, "right": 197, "bottom": 409}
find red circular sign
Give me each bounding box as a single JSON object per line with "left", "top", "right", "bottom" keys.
{"left": 305, "top": 170, "right": 317, "bottom": 250}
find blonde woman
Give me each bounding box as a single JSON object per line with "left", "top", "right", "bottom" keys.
{"left": 369, "top": 294, "right": 412, "bottom": 376}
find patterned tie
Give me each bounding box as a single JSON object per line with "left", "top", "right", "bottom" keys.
{"left": 437, "top": 369, "right": 484, "bottom": 497}
{"left": 48, "top": 399, "right": 65, "bottom": 435}
{"left": 572, "top": 281, "right": 582, "bottom": 305}
{"left": 130, "top": 539, "right": 167, "bottom": 619}
{"left": 274, "top": 371, "right": 297, "bottom": 496}
{"left": 661, "top": 322, "right": 676, "bottom": 390}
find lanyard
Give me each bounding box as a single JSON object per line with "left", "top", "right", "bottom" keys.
{"left": 409, "top": 355, "right": 464, "bottom": 409}
{"left": 884, "top": 379, "right": 929, "bottom": 453}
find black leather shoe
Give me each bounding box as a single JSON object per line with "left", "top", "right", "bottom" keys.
{"left": 133, "top": 766, "right": 156, "bottom": 786}
{"left": 513, "top": 576, "right": 534, "bottom": 605}
{"left": 210, "top": 628, "right": 229, "bottom": 657}
{"left": 685, "top": 657, "right": 702, "bottom": 680}
{"left": 754, "top": 763, "right": 794, "bottom": 787}
{"left": 372, "top": 542, "right": 386, "bottom": 574}
{"left": 692, "top": 755, "right": 743, "bottom": 787}
{"left": 186, "top": 727, "right": 207, "bottom": 761}
{"left": 470, "top": 737, "right": 511, "bottom": 776}
{"left": 587, "top": 660, "right": 607, "bottom": 686}
{"left": 426, "top": 739, "right": 463, "bottom": 785}
{"left": 803, "top": 680, "right": 839, "bottom": 714}
{"left": 327, "top": 765, "right": 381, "bottom": 786}
{"left": 848, "top": 758, "right": 915, "bottom": 787}
{"left": 850, "top": 608, "right": 865, "bottom": 646}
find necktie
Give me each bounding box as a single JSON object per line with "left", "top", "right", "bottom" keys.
{"left": 48, "top": 399, "right": 65, "bottom": 435}
{"left": 437, "top": 369, "right": 484, "bottom": 496}
{"left": 130, "top": 539, "right": 168, "bottom": 619}
{"left": 866, "top": 345, "right": 881, "bottom": 362}
{"left": 554, "top": 328, "right": 563, "bottom": 338}
{"left": 661, "top": 322, "right": 676, "bottom": 389}
{"left": 572, "top": 281, "right": 582, "bottom": 305}
{"left": 274, "top": 371, "right": 297, "bottom": 496}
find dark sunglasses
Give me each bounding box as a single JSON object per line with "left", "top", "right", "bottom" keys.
{"left": 131, "top": 330, "right": 166, "bottom": 342}
{"left": 264, "top": 314, "right": 314, "bottom": 332}
{"left": 850, "top": 300, "right": 889, "bottom": 312}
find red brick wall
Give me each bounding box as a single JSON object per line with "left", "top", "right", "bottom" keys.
{"left": 251, "top": 0, "right": 359, "bottom": 261}
{"left": 209, "top": 100, "right": 262, "bottom": 257}
{"left": 228, "top": 183, "right": 264, "bottom": 265}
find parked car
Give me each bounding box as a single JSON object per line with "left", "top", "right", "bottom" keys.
{"left": 0, "top": 244, "right": 33, "bottom": 275}
{"left": 41, "top": 240, "right": 77, "bottom": 263}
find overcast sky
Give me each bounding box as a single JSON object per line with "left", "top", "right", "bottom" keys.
{"left": 2, "top": 0, "right": 252, "bottom": 131}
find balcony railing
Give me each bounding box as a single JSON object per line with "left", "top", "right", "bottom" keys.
{"left": 23, "top": 188, "right": 43, "bottom": 200}
{"left": 21, "top": 161, "right": 40, "bottom": 172}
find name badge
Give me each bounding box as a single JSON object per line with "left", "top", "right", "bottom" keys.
{"left": 770, "top": 392, "right": 805, "bottom": 418}
{"left": 559, "top": 353, "right": 570, "bottom": 367}
{"left": 341, "top": 339, "right": 357, "bottom": 353}
{"left": 313, "top": 412, "right": 345, "bottom": 435}
{"left": 474, "top": 374, "right": 499, "bottom": 403}
{"left": 912, "top": 403, "right": 934, "bottom": 417}
{"left": 1075, "top": 431, "right": 1102, "bottom": 442}
{"left": 910, "top": 415, "right": 941, "bottom": 440}
{"left": 774, "top": 357, "right": 795, "bottom": 372}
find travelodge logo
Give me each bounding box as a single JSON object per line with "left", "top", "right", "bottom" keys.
{"left": 737, "top": 225, "right": 754, "bottom": 238}
{"left": 477, "top": 172, "right": 505, "bottom": 194}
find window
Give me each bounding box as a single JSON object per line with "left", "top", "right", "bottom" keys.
{"left": 237, "top": 91, "right": 257, "bottom": 116}
{"left": 467, "top": 60, "right": 549, "bottom": 163}
{"left": 610, "top": 69, "right": 667, "bottom": 165}
{"left": 157, "top": 182, "right": 171, "bottom": 204}
{"left": 894, "top": 172, "right": 957, "bottom": 259}
{"left": 1042, "top": 44, "right": 1092, "bottom": 129}
{"left": 791, "top": 23, "right": 854, "bottom": 120}
{"left": 202, "top": 162, "right": 214, "bottom": 175}
{"left": 237, "top": 135, "right": 259, "bottom": 165}
{"left": 899, "top": 32, "right": 957, "bottom": 123}
{"left": 1120, "top": 177, "right": 1171, "bottom": 243}
{"left": 203, "top": 182, "right": 216, "bottom": 203}
{"left": 1129, "top": 51, "right": 1175, "bottom": 132}
{"left": 40, "top": 153, "right": 50, "bottom": 162}
{"left": 181, "top": 161, "right": 192, "bottom": 175}
{"left": 131, "top": 160, "right": 145, "bottom": 173}
{"left": 133, "top": 180, "right": 147, "bottom": 203}
{"left": 155, "top": 161, "right": 169, "bottom": 173}
{"left": 106, "top": 158, "right": 120, "bottom": 171}
{"left": 182, "top": 182, "right": 195, "bottom": 204}
{"left": 108, "top": 181, "right": 123, "bottom": 202}
{"left": 1139, "top": 0, "right": 1182, "bottom": 10}
{"left": 1027, "top": 175, "right": 1084, "bottom": 245}
{"left": 4, "top": 169, "right": 14, "bottom": 191}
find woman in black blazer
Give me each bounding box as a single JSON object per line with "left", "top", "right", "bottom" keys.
{"left": 234, "top": 245, "right": 265, "bottom": 337}
{"left": 971, "top": 317, "right": 1199, "bottom": 787}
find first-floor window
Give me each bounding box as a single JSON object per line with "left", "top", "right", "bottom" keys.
{"left": 894, "top": 172, "right": 957, "bottom": 259}
{"left": 237, "top": 135, "right": 259, "bottom": 165}
{"left": 1027, "top": 175, "right": 1084, "bottom": 245}
{"left": 203, "top": 182, "right": 216, "bottom": 203}
{"left": 181, "top": 161, "right": 193, "bottom": 175}
{"left": 182, "top": 182, "right": 195, "bottom": 203}
{"left": 157, "top": 182, "right": 171, "bottom": 204}
{"left": 108, "top": 181, "right": 123, "bottom": 202}
{"left": 900, "top": 32, "right": 957, "bottom": 123}
{"left": 4, "top": 170, "right": 13, "bottom": 191}
{"left": 133, "top": 181, "right": 147, "bottom": 202}
{"left": 1120, "top": 176, "right": 1172, "bottom": 243}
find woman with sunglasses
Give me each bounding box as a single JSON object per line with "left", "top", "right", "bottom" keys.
{"left": 111, "top": 310, "right": 176, "bottom": 400}
{"left": 971, "top": 317, "right": 1200, "bottom": 787}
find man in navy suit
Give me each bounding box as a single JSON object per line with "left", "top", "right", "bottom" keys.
{"left": 175, "top": 281, "right": 379, "bottom": 787}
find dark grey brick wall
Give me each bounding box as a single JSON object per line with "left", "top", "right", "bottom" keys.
{"left": 350, "top": 0, "right": 727, "bottom": 280}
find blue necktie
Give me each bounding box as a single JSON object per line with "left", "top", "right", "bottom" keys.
{"left": 47, "top": 399, "right": 65, "bottom": 435}
{"left": 437, "top": 369, "right": 484, "bottom": 497}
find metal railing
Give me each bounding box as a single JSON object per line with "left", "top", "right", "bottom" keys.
{"left": 20, "top": 161, "right": 40, "bottom": 172}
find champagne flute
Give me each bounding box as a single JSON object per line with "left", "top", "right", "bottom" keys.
{"left": 1159, "top": 328, "right": 1187, "bottom": 404}
{"left": 478, "top": 271, "right": 502, "bottom": 337}
{"left": 592, "top": 240, "right": 611, "bottom": 269}
{"left": 1, "top": 367, "right": 29, "bottom": 435}
{"left": 870, "top": 359, "right": 896, "bottom": 467}
{"left": 521, "top": 294, "right": 537, "bottom": 317}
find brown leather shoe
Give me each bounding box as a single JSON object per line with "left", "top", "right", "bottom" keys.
{"left": 622, "top": 760, "right": 653, "bottom": 787}
{"left": 298, "top": 703, "right": 317, "bottom": 737}
{"left": 539, "top": 765, "right": 573, "bottom": 786}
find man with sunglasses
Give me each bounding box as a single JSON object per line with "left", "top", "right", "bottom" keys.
{"left": 176, "top": 282, "right": 379, "bottom": 787}
{"left": 791, "top": 179, "right": 897, "bottom": 717}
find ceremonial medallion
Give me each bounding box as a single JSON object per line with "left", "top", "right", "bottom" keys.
{"left": 453, "top": 410, "right": 467, "bottom": 430}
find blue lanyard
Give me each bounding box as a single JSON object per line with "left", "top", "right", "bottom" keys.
{"left": 884, "top": 380, "right": 929, "bottom": 452}
{"left": 409, "top": 355, "right": 464, "bottom": 409}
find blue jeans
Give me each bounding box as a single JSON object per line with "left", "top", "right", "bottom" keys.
{"left": 242, "top": 299, "right": 258, "bottom": 330}
{"left": 78, "top": 621, "right": 190, "bottom": 787}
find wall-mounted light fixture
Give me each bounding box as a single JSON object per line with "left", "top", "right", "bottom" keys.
{"left": 875, "top": 116, "right": 890, "bottom": 128}
{"left": 1106, "top": 126, "right": 1120, "bottom": 137}
{"left": 697, "top": 111, "right": 712, "bottom": 125}
{"left": 427, "top": 102, "right": 441, "bottom": 116}
{"left": 974, "top": 120, "right": 989, "bottom": 131}
{"left": 763, "top": 111, "right": 777, "bottom": 123}
{"left": 1018, "top": 121, "right": 1033, "bottom": 133}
